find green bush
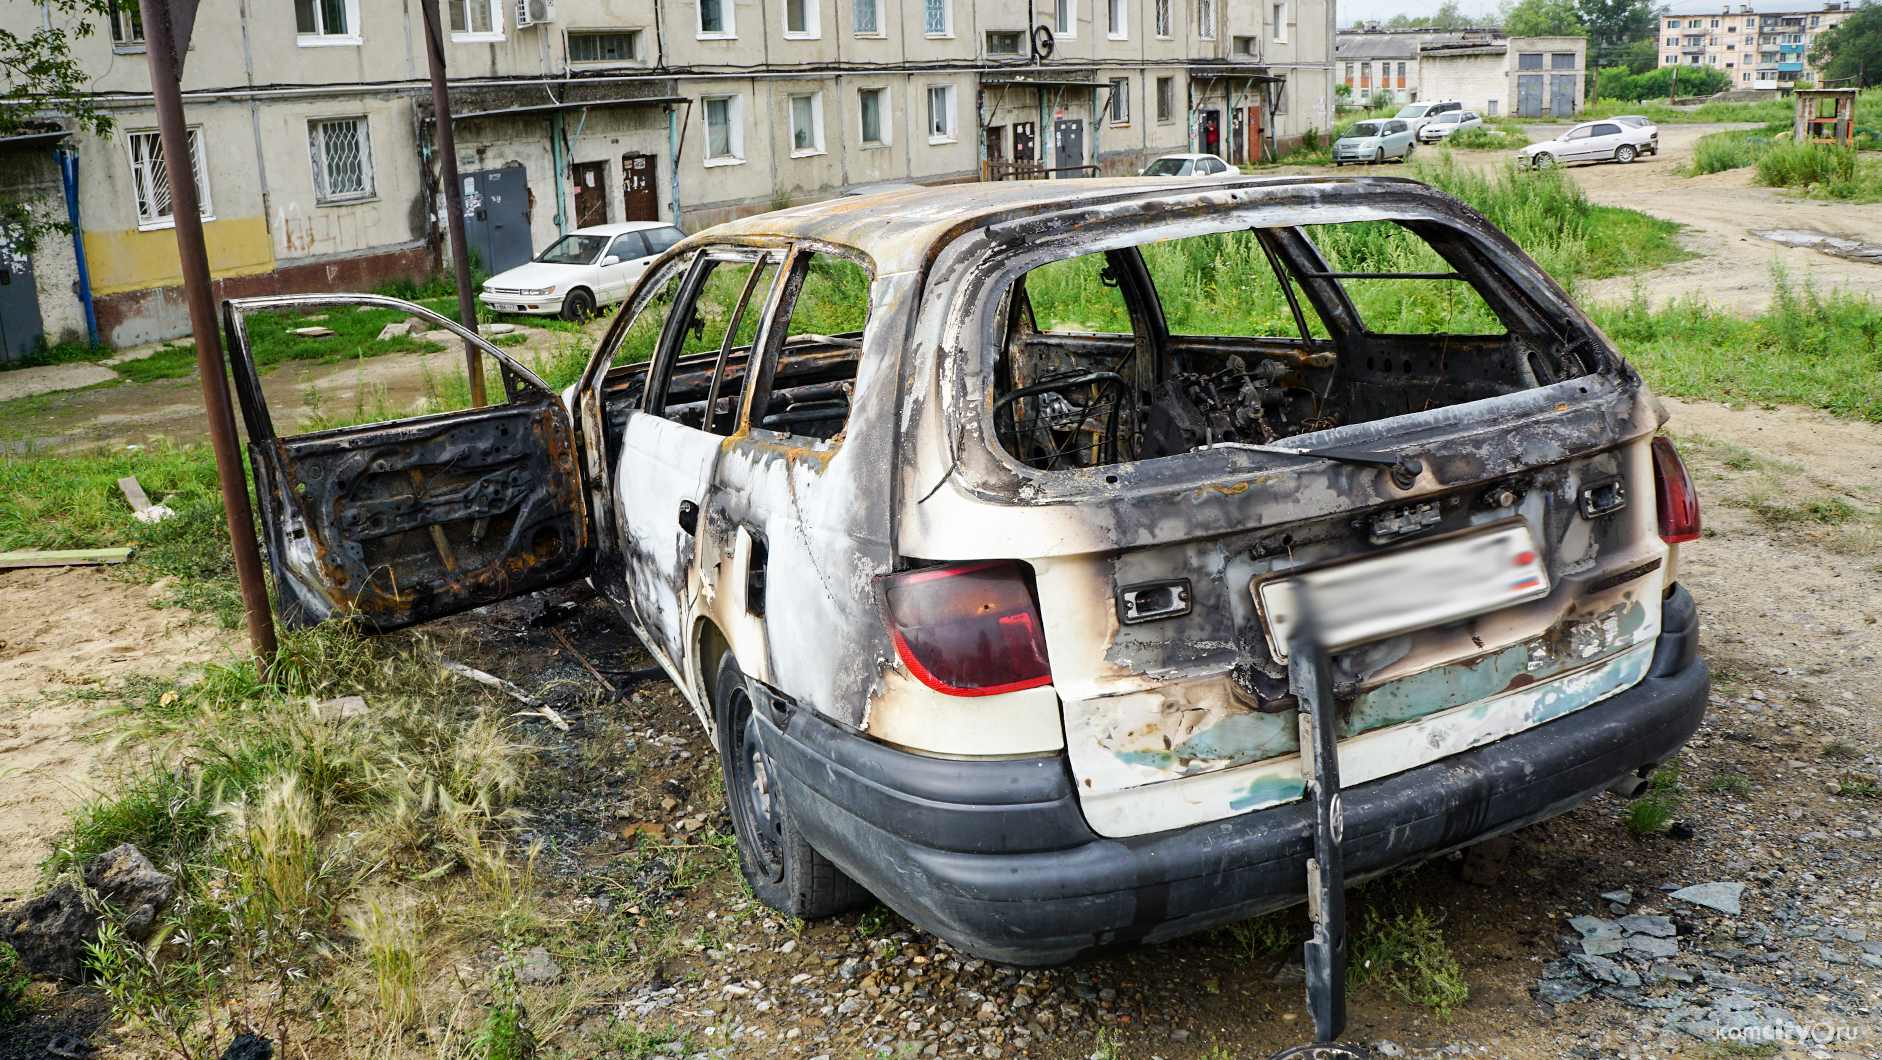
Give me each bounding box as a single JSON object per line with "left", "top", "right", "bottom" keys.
{"left": 1445, "top": 126, "right": 1530, "bottom": 150}
{"left": 1595, "top": 65, "right": 1731, "bottom": 102}
{"left": 1756, "top": 141, "right": 1858, "bottom": 187}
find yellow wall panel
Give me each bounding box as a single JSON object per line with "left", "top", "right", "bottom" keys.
{"left": 84, "top": 216, "right": 276, "bottom": 294}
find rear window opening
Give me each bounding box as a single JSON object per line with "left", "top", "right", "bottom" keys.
{"left": 991, "top": 220, "right": 1605, "bottom": 472}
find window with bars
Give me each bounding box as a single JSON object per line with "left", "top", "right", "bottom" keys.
{"left": 447, "top": 0, "right": 498, "bottom": 35}
{"left": 1196, "top": 0, "right": 1212, "bottom": 39}
{"left": 1156, "top": 76, "right": 1173, "bottom": 122}
{"left": 853, "top": 0, "right": 879, "bottom": 34}
{"left": 310, "top": 118, "right": 374, "bottom": 202}
{"left": 923, "top": 0, "right": 948, "bottom": 36}
{"left": 128, "top": 128, "right": 211, "bottom": 229}
{"left": 568, "top": 31, "right": 639, "bottom": 61}
{"left": 108, "top": 0, "right": 143, "bottom": 45}
{"left": 1155, "top": 0, "right": 1170, "bottom": 36}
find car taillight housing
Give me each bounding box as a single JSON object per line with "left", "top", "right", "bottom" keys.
{"left": 878, "top": 561, "right": 1053, "bottom": 697}
{"left": 1650, "top": 437, "right": 1702, "bottom": 543}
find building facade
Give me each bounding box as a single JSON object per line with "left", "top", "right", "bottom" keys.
{"left": 0, "top": 0, "right": 1335, "bottom": 352}
{"left": 1334, "top": 28, "right": 1502, "bottom": 108}
{"left": 1658, "top": 3, "right": 1855, "bottom": 89}
{"left": 1418, "top": 36, "right": 1586, "bottom": 119}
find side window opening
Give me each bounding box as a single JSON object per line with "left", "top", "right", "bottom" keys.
{"left": 990, "top": 220, "right": 1597, "bottom": 472}
{"left": 657, "top": 255, "right": 780, "bottom": 435}
{"left": 749, "top": 252, "right": 870, "bottom": 445}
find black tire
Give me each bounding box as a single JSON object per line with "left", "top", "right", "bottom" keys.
{"left": 1533, "top": 152, "right": 1556, "bottom": 170}
{"left": 1374, "top": 147, "right": 1385, "bottom": 164}
{"left": 1402, "top": 142, "right": 1414, "bottom": 162}
{"left": 1615, "top": 144, "right": 1636, "bottom": 164}
{"left": 712, "top": 651, "right": 872, "bottom": 918}
{"left": 560, "top": 288, "right": 596, "bottom": 322}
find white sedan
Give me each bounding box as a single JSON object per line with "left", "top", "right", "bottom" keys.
{"left": 1520, "top": 120, "right": 1658, "bottom": 169}
{"left": 1141, "top": 153, "right": 1239, "bottom": 178}
{"left": 479, "top": 221, "right": 685, "bottom": 321}
{"left": 1416, "top": 110, "right": 1484, "bottom": 143}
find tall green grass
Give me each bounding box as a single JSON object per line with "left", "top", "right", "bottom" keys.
{"left": 1755, "top": 141, "right": 1858, "bottom": 186}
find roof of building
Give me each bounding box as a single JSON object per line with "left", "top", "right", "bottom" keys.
{"left": 1334, "top": 30, "right": 1498, "bottom": 60}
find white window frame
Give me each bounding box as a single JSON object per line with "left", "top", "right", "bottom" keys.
{"left": 852, "top": 0, "right": 883, "bottom": 37}
{"left": 1154, "top": 0, "right": 1171, "bottom": 38}
{"left": 309, "top": 116, "right": 376, "bottom": 204}
{"left": 858, "top": 86, "right": 891, "bottom": 147}
{"left": 783, "top": 0, "right": 820, "bottom": 39}
{"left": 1107, "top": 77, "right": 1129, "bottom": 125}
{"left": 1107, "top": 0, "right": 1126, "bottom": 39}
{"left": 296, "top": 0, "right": 362, "bottom": 46}
{"left": 789, "top": 91, "right": 826, "bottom": 156}
{"left": 108, "top": 0, "right": 145, "bottom": 49}
{"left": 1196, "top": 0, "right": 1212, "bottom": 40}
{"left": 565, "top": 28, "right": 643, "bottom": 64}
{"left": 1271, "top": 0, "right": 1286, "bottom": 43}
{"left": 128, "top": 127, "right": 212, "bottom": 232}
{"left": 922, "top": 0, "right": 952, "bottom": 38}
{"left": 926, "top": 84, "right": 957, "bottom": 144}
{"left": 1155, "top": 76, "right": 1174, "bottom": 123}
{"left": 702, "top": 94, "right": 745, "bottom": 165}
{"left": 447, "top": 0, "right": 504, "bottom": 41}
{"left": 696, "top": 0, "right": 735, "bottom": 39}
{"left": 1056, "top": 0, "right": 1077, "bottom": 39}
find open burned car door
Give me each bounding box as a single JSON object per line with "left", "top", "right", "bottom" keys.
{"left": 225, "top": 294, "right": 589, "bottom": 632}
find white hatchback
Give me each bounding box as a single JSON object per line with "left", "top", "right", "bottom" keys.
{"left": 480, "top": 221, "right": 686, "bottom": 321}
{"left": 1521, "top": 119, "right": 1658, "bottom": 169}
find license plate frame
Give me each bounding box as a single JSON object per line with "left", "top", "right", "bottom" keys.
{"left": 1253, "top": 517, "right": 1551, "bottom": 661}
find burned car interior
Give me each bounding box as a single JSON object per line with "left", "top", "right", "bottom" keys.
{"left": 992, "top": 220, "right": 1612, "bottom": 471}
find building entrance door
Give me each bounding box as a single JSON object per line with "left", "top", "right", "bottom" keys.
{"left": 621, "top": 153, "right": 659, "bottom": 221}
{"left": 1517, "top": 74, "right": 1543, "bottom": 118}
{"left": 1053, "top": 118, "right": 1084, "bottom": 176}
{"left": 0, "top": 233, "right": 41, "bottom": 364}
{"left": 1200, "top": 108, "right": 1221, "bottom": 158}
{"left": 570, "top": 161, "right": 608, "bottom": 229}
{"left": 462, "top": 167, "right": 533, "bottom": 274}
{"left": 1549, "top": 74, "right": 1576, "bottom": 118}
{"left": 1246, "top": 105, "right": 1264, "bottom": 162}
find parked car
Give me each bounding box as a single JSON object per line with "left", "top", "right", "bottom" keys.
{"left": 479, "top": 221, "right": 685, "bottom": 321}
{"left": 1333, "top": 119, "right": 1416, "bottom": 164}
{"left": 1609, "top": 115, "right": 1658, "bottom": 133}
{"left": 1142, "top": 153, "right": 1238, "bottom": 177}
{"left": 1521, "top": 120, "right": 1658, "bottom": 168}
{"left": 228, "top": 176, "right": 1708, "bottom": 966}
{"left": 1392, "top": 99, "right": 1464, "bottom": 135}
{"left": 1416, "top": 109, "right": 1484, "bottom": 143}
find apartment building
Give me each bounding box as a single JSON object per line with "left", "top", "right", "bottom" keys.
{"left": 1658, "top": 2, "right": 1855, "bottom": 88}
{"left": 1334, "top": 28, "right": 1503, "bottom": 108}
{"left": 0, "top": 0, "right": 1335, "bottom": 351}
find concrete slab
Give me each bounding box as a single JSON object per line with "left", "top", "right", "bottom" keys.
{"left": 0, "top": 363, "right": 120, "bottom": 403}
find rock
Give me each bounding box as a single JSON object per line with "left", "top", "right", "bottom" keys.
{"left": 1599, "top": 890, "right": 1634, "bottom": 905}
{"left": 292, "top": 326, "right": 336, "bottom": 337}
{"left": 0, "top": 844, "right": 175, "bottom": 981}
{"left": 480, "top": 323, "right": 518, "bottom": 335}
{"left": 1569, "top": 953, "right": 1639, "bottom": 987}
{"left": 219, "top": 1034, "right": 275, "bottom": 1060}
{"left": 1581, "top": 937, "right": 1625, "bottom": 956}
{"left": 1647, "top": 962, "right": 1693, "bottom": 984}
{"left": 376, "top": 321, "right": 413, "bottom": 340}
{"left": 403, "top": 316, "right": 427, "bottom": 333}
{"left": 1624, "top": 935, "right": 1679, "bottom": 959}
{"left": 512, "top": 946, "right": 562, "bottom": 985}
{"left": 1618, "top": 914, "right": 1676, "bottom": 938}
{"left": 1669, "top": 882, "right": 1745, "bottom": 915}
{"left": 1537, "top": 977, "right": 1597, "bottom": 1004}
{"left": 1374, "top": 1041, "right": 1406, "bottom": 1058}
{"left": 313, "top": 695, "right": 367, "bottom": 722}
{"left": 1569, "top": 916, "right": 1622, "bottom": 940}
{"left": 1540, "top": 959, "right": 1581, "bottom": 979}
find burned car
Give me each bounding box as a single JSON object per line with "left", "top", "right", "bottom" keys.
{"left": 226, "top": 175, "right": 1708, "bottom": 966}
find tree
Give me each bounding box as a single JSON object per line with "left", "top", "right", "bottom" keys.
{"left": 1501, "top": 0, "right": 1589, "bottom": 36}
{"left": 1576, "top": 0, "right": 1657, "bottom": 49}
{"left": 1382, "top": 1, "right": 1477, "bottom": 29}
{"left": 0, "top": 0, "right": 114, "bottom": 254}
{"left": 1809, "top": 1, "right": 1882, "bottom": 88}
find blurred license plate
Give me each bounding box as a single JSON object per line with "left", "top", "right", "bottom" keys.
{"left": 1256, "top": 521, "right": 1550, "bottom": 660}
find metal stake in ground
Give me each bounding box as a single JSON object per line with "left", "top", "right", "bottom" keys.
{"left": 136, "top": 0, "right": 278, "bottom": 673}
{"left": 417, "top": 0, "right": 486, "bottom": 407}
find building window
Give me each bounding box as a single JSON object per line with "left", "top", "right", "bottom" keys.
{"left": 703, "top": 95, "right": 743, "bottom": 163}
{"left": 1687, "top": 19, "right": 1699, "bottom": 28}
{"left": 1155, "top": 0, "right": 1171, "bottom": 37}
{"left": 1233, "top": 35, "right": 1255, "bottom": 55}
{"left": 309, "top": 117, "right": 374, "bottom": 202}
{"left": 853, "top": 0, "right": 879, "bottom": 34}
{"left": 859, "top": 87, "right": 888, "bottom": 145}
{"left": 447, "top": 0, "right": 501, "bottom": 38}
{"left": 568, "top": 30, "right": 640, "bottom": 61}
{"left": 927, "top": 85, "right": 956, "bottom": 142}
{"left": 1107, "top": 0, "right": 1125, "bottom": 38}
{"left": 1486, "top": 99, "right": 1497, "bottom": 115}
{"left": 1057, "top": 0, "right": 1076, "bottom": 38}
{"left": 1156, "top": 76, "right": 1173, "bottom": 122}
{"left": 1710, "top": 17, "right": 1718, "bottom": 27}
{"left": 1551, "top": 52, "right": 1575, "bottom": 69}
{"left": 1396, "top": 60, "right": 1406, "bottom": 78}
{"left": 1108, "top": 78, "right": 1129, "bottom": 124}
{"left": 697, "top": 0, "right": 733, "bottom": 37}
{"left": 1270, "top": 1, "right": 1286, "bottom": 43}
{"left": 128, "top": 128, "right": 211, "bottom": 230}
{"left": 1272, "top": 74, "right": 1287, "bottom": 114}
{"left": 1518, "top": 51, "right": 1543, "bottom": 70}
{"left": 986, "top": 30, "right": 1022, "bottom": 53}
{"left": 108, "top": 0, "right": 144, "bottom": 46}
{"left": 296, "top": 0, "right": 360, "bottom": 43}
{"left": 923, "top": 0, "right": 950, "bottom": 36}
{"left": 785, "top": 0, "right": 819, "bottom": 37}
{"left": 789, "top": 92, "right": 824, "bottom": 155}
{"left": 1197, "top": 0, "right": 1212, "bottom": 39}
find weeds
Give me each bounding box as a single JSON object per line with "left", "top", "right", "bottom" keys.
{"left": 0, "top": 946, "right": 30, "bottom": 1023}
{"left": 1218, "top": 909, "right": 1300, "bottom": 958}
{"left": 1627, "top": 757, "right": 1683, "bottom": 835}
{"left": 1707, "top": 774, "right": 1753, "bottom": 798}
{"left": 1822, "top": 742, "right": 1865, "bottom": 760}
{"left": 472, "top": 957, "right": 539, "bottom": 1060}
{"left": 349, "top": 899, "right": 426, "bottom": 1030}
{"left": 1348, "top": 905, "right": 1470, "bottom": 1018}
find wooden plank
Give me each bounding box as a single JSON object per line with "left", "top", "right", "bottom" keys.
{"left": 0, "top": 547, "right": 135, "bottom": 569}
{"left": 117, "top": 476, "right": 152, "bottom": 513}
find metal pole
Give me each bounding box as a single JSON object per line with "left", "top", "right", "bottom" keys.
{"left": 416, "top": 0, "right": 486, "bottom": 406}
{"left": 137, "top": 0, "right": 278, "bottom": 672}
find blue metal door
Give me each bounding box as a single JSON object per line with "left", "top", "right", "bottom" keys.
{"left": 463, "top": 167, "right": 534, "bottom": 274}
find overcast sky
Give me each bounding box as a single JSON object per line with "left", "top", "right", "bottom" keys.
{"left": 1337, "top": 0, "right": 1800, "bottom": 28}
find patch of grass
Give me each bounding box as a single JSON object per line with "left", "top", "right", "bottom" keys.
{"left": 1706, "top": 773, "right": 1753, "bottom": 798}
{"left": 1755, "top": 141, "right": 1859, "bottom": 188}
{"left": 1749, "top": 496, "right": 1863, "bottom": 526}
{"left": 1627, "top": 757, "right": 1683, "bottom": 835}
{"left": 0, "top": 946, "right": 31, "bottom": 1022}
{"left": 1, "top": 337, "right": 111, "bottom": 372}
{"left": 1444, "top": 125, "right": 1530, "bottom": 151}
{"left": 1832, "top": 772, "right": 1882, "bottom": 798}
{"left": 1219, "top": 909, "right": 1301, "bottom": 957}
{"left": 1678, "top": 126, "right": 1791, "bottom": 175}
{"left": 350, "top": 899, "right": 426, "bottom": 1030}
{"left": 1348, "top": 905, "right": 1469, "bottom": 1018}
{"left": 1822, "top": 742, "right": 1865, "bottom": 760}
{"left": 471, "top": 958, "right": 538, "bottom": 1060}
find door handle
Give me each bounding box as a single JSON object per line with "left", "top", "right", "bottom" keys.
{"left": 678, "top": 500, "right": 699, "bottom": 535}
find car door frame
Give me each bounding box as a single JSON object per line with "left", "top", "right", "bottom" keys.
{"left": 225, "top": 292, "right": 592, "bottom": 632}
{"left": 597, "top": 231, "right": 648, "bottom": 304}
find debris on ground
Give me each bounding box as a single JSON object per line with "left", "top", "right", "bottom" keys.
{"left": 0, "top": 845, "right": 173, "bottom": 980}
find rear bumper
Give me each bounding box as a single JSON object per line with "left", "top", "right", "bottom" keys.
{"left": 762, "top": 584, "right": 1707, "bottom": 965}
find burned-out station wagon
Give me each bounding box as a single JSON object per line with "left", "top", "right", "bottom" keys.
{"left": 228, "top": 175, "right": 1709, "bottom": 967}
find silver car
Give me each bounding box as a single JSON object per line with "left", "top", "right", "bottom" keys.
{"left": 1521, "top": 119, "right": 1658, "bottom": 168}
{"left": 1416, "top": 109, "right": 1483, "bottom": 143}
{"left": 1332, "top": 119, "right": 1415, "bottom": 165}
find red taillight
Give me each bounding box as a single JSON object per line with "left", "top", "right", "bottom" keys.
{"left": 1651, "top": 437, "right": 1702, "bottom": 543}
{"left": 879, "top": 561, "right": 1052, "bottom": 697}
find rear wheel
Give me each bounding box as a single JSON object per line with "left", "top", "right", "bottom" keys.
{"left": 712, "top": 651, "right": 872, "bottom": 918}
{"left": 1532, "top": 152, "right": 1556, "bottom": 170}
{"left": 560, "top": 288, "right": 595, "bottom": 322}
{"left": 1402, "top": 142, "right": 1415, "bottom": 162}
{"left": 1374, "top": 147, "right": 1385, "bottom": 164}
{"left": 1615, "top": 144, "right": 1637, "bottom": 164}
